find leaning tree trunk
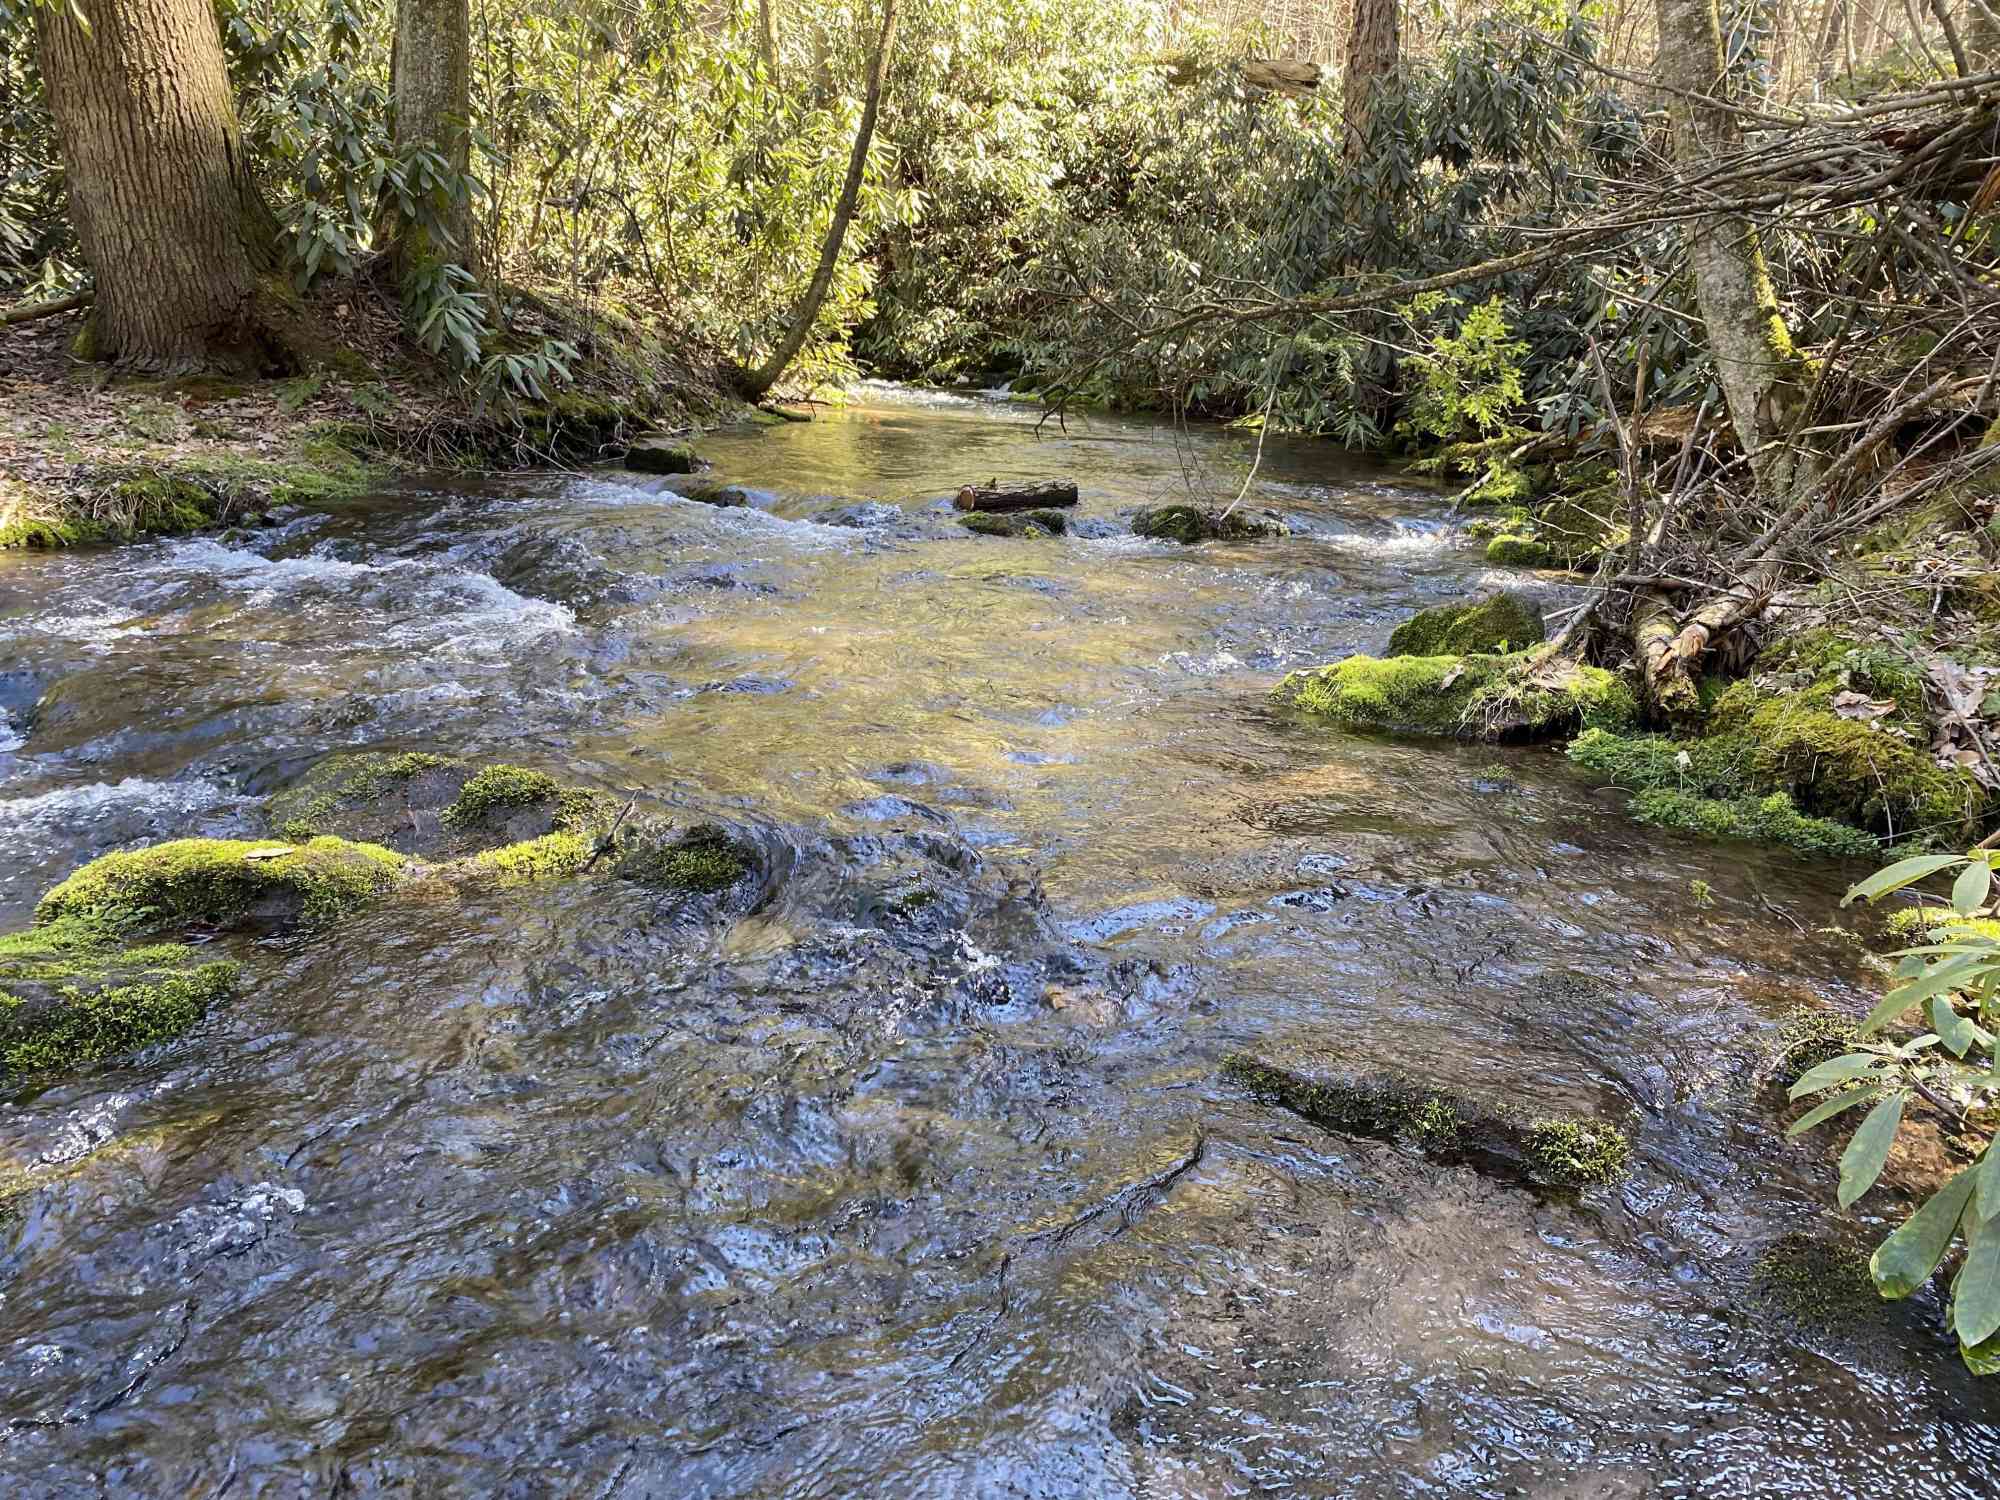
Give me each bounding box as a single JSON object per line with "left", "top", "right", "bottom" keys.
{"left": 1637, "top": 0, "right": 1821, "bottom": 720}
{"left": 1343, "top": 0, "right": 1400, "bottom": 159}
{"left": 739, "top": 0, "right": 898, "bottom": 401}
{"left": 388, "top": 0, "right": 475, "bottom": 283}
{"left": 34, "top": 0, "right": 292, "bottom": 373}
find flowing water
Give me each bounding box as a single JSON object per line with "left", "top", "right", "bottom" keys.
{"left": 2, "top": 385, "right": 1995, "bottom": 1495}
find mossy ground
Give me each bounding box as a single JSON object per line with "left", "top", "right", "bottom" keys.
{"left": 1565, "top": 627, "right": 1989, "bottom": 851}
{"left": 2, "top": 284, "right": 739, "bottom": 550}
{"left": 1387, "top": 592, "right": 1545, "bottom": 657}
{"left": 1276, "top": 651, "right": 1635, "bottom": 742}
{"left": 1223, "top": 1051, "right": 1630, "bottom": 1189}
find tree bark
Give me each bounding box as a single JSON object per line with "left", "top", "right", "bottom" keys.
{"left": 739, "top": 0, "right": 898, "bottom": 401}
{"left": 35, "top": 0, "right": 292, "bottom": 373}
{"left": 1343, "top": 0, "right": 1400, "bottom": 159}
{"left": 389, "top": 0, "right": 475, "bottom": 281}
{"left": 1636, "top": 0, "right": 1823, "bottom": 719}
{"left": 759, "top": 0, "right": 782, "bottom": 87}
{"left": 953, "top": 480, "right": 1080, "bottom": 513}
{"left": 1654, "top": 0, "right": 1812, "bottom": 506}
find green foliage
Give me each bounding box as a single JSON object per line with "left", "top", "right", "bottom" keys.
{"left": 1790, "top": 850, "right": 2000, "bottom": 1373}
{"left": 1399, "top": 294, "right": 1529, "bottom": 447}
{"left": 442, "top": 764, "right": 565, "bottom": 827}
{"left": 1526, "top": 1118, "right": 1631, "bottom": 1187}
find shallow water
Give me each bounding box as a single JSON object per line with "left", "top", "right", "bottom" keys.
{"left": 1, "top": 386, "right": 1995, "bottom": 1496}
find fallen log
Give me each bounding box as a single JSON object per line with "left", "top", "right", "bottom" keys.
{"left": 953, "top": 479, "right": 1078, "bottom": 513}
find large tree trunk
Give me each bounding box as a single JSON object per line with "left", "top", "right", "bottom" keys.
{"left": 1639, "top": 0, "right": 1820, "bottom": 718}
{"left": 739, "top": 0, "right": 898, "bottom": 401}
{"left": 35, "top": 0, "right": 292, "bottom": 373}
{"left": 389, "top": 0, "right": 475, "bottom": 281}
{"left": 1655, "top": 0, "right": 1812, "bottom": 504}
{"left": 1343, "top": 0, "right": 1400, "bottom": 159}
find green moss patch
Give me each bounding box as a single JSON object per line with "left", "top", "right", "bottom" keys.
{"left": 466, "top": 831, "right": 595, "bottom": 882}
{"left": 1, "top": 961, "right": 237, "bottom": 1079}
{"left": 1387, "top": 591, "right": 1545, "bottom": 657}
{"left": 1755, "top": 1232, "right": 1885, "bottom": 1332}
{"left": 1223, "top": 1050, "right": 1629, "bottom": 1190}
{"left": 1276, "top": 651, "right": 1635, "bottom": 742}
{"left": 36, "top": 836, "right": 407, "bottom": 935}
{"left": 615, "top": 823, "right": 755, "bottom": 893}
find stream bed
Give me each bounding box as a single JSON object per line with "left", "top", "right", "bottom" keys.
{"left": 2, "top": 385, "right": 1996, "bottom": 1495}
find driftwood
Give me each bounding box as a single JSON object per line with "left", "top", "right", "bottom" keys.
{"left": 953, "top": 479, "right": 1078, "bottom": 513}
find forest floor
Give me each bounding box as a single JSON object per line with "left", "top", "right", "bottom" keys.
{"left": 0, "top": 285, "right": 738, "bottom": 548}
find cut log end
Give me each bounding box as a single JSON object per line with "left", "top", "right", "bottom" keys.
{"left": 953, "top": 480, "right": 1080, "bottom": 513}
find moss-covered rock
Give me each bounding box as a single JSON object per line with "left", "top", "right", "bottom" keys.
{"left": 1275, "top": 651, "right": 1635, "bottom": 741}
{"left": 1387, "top": 591, "right": 1545, "bottom": 657}
{"left": 623, "top": 437, "right": 703, "bottom": 474}
{"left": 0, "top": 915, "right": 239, "bottom": 1079}
{"left": 1709, "top": 682, "right": 1981, "bottom": 841}
{"left": 466, "top": 830, "right": 595, "bottom": 882}
{"left": 614, "top": 823, "right": 755, "bottom": 893}
{"left": 1, "top": 961, "right": 237, "bottom": 1079}
{"left": 266, "top": 752, "right": 614, "bottom": 858}
{"left": 1485, "top": 533, "right": 1557, "bottom": 567}
{"left": 36, "top": 836, "right": 407, "bottom": 936}
{"left": 960, "top": 509, "right": 1069, "bottom": 538}
{"left": 1132, "top": 504, "right": 1287, "bottom": 544}
{"left": 1223, "top": 1050, "right": 1629, "bottom": 1190}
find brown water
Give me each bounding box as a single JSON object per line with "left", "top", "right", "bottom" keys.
{"left": 1, "top": 385, "right": 1994, "bottom": 1496}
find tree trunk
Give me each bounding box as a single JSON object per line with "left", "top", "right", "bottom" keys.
{"left": 1343, "top": 0, "right": 1400, "bottom": 159}
{"left": 739, "top": 0, "right": 898, "bottom": 401}
{"left": 759, "top": 0, "right": 782, "bottom": 87}
{"left": 1638, "top": 0, "right": 1820, "bottom": 719}
{"left": 35, "top": 0, "right": 292, "bottom": 373}
{"left": 389, "top": 0, "right": 475, "bottom": 281}
{"left": 953, "top": 480, "right": 1080, "bottom": 513}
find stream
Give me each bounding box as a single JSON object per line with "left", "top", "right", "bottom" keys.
{"left": 2, "top": 385, "right": 1996, "bottom": 1495}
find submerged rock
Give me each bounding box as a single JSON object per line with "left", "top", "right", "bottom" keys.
{"left": 665, "top": 475, "right": 758, "bottom": 508}
{"left": 1387, "top": 591, "right": 1545, "bottom": 657}
{"left": 1275, "top": 651, "right": 1635, "bottom": 741}
{"left": 1224, "top": 1050, "right": 1631, "bottom": 1189}
{"left": 959, "top": 509, "right": 1068, "bottom": 538}
{"left": 1132, "top": 504, "right": 1287, "bottom": 544}
{"left": 0, "top": 916, "right": 238, "bottom": 1079}
{"left": 614, "top": 822, "right": 756, "bottom": 893}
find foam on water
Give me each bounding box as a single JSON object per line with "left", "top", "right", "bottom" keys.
{"left": 0, "top": 776, "right": 238, "bottom": 834}
{"left": 167, "top": 540, "right": 577, "bottom": 650}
